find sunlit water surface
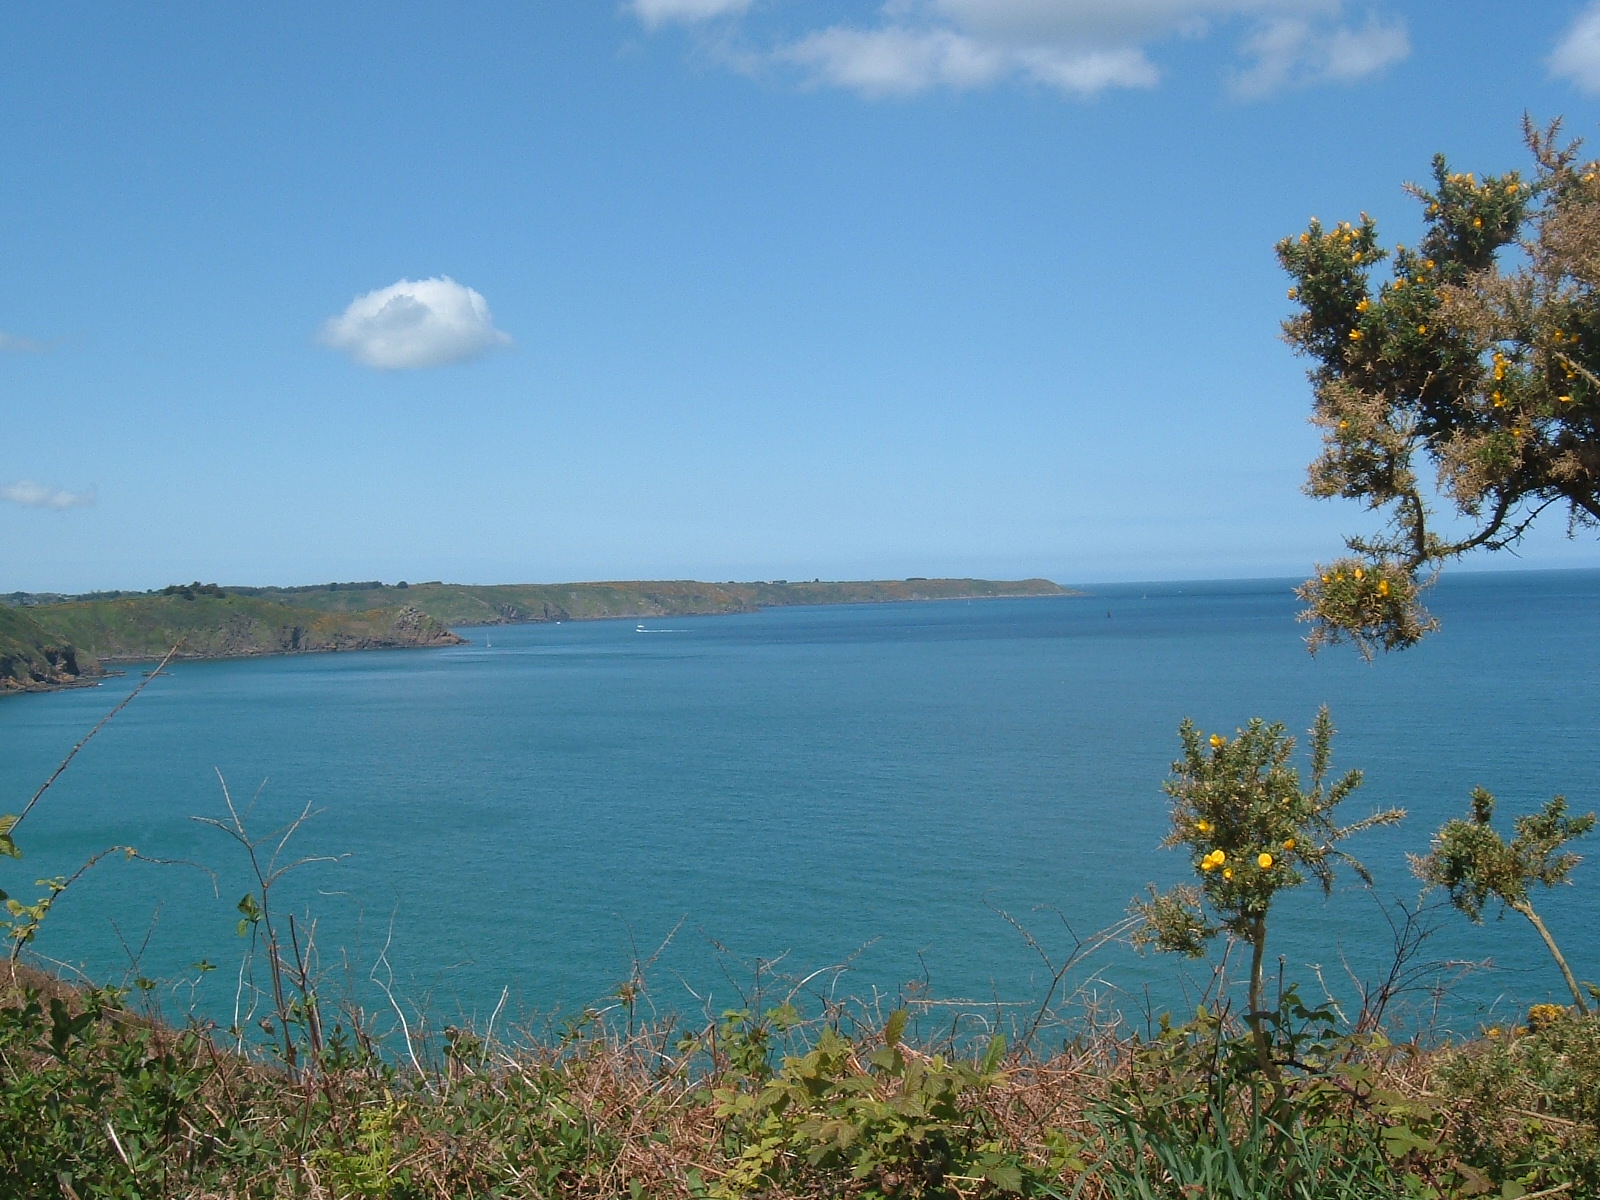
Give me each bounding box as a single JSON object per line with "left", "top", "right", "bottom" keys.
{"left": 2, "top": 571, "right": 1596, "bottom": 1035}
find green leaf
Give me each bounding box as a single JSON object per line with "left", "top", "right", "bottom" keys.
{"left": 884, "top": 1007, "right": 908, "bottom": 1049}
{"left": 236, "top": 892, "right": 262, "bottom": 935}
{"left": 982, "top": 1032, "right": 1008, "bottom": 1074}
{"left": 0, "top": 814, "right": 20, "bottom": 859}
{"left": 984, "top": 1161, "right": 1024, "bottom": 1193}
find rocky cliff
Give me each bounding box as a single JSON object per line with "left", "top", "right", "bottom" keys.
{"left": 0, "top": 606, "right": 104, "bottom": 693}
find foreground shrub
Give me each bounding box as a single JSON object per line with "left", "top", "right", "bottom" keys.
{"left": 1412, "top": 788, "right": 1596, "bottom": 1013}
{"left": 1075, "top": 991, "right": 1429, "bottom": 1200}
{"left": 1430, "top": 1009, "right": 1600, "bottom": 1195}
{"left": 708, "top": 1006, "right": 1026, "bottom": 1199}
{"left": 1131, "top": 708, "right": 1402, "bottom": 1077}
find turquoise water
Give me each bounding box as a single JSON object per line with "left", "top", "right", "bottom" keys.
{"left": 2, "top": 571, "right": 1597, "bottom": 1033}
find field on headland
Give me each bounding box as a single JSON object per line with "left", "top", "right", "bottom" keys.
{"left": 227, "top": 576, "right": 1072, "bottom": 625}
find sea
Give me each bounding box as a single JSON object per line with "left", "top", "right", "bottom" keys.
{"left": 2, "top": 570, "right": 1597, "bottom": 1040}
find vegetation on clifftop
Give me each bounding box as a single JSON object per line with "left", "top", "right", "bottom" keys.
{"left": 21, "top": 591, "right": 465, "bottom": 662}
{"left": 221, "top": 577, "right": 1072, "bottom": 627}
{"left": 1, "top": 579, "right": 1070, "bottom": 667}
{"left": 0, "top": 606, "right": 102, "bottom": 693}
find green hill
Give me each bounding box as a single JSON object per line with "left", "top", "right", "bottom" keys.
{"left": 0, "top": 606, "right": 103, "bottom": 693}
{"left": 227, "top": 577, "right": 1072, "bottom": 626}
{"left": 2, "top": 578, "right": 1069, "bottom": 674}
{"left": 25, "top": 591, "right": 466, "bottom": 662}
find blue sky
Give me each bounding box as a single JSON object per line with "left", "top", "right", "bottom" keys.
{"left": 5, "top": 1, "right": 1600, "bottom": 592}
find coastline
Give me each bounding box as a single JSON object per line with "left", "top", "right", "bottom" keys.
{"left": 0, "top": 673, "right": 114, "bottom": 698}
{"left": 442, "top": 584, "right": 1081, "bottom": 627}
{"left": 0, "top": 581, "right": 1076, "bottom": 697}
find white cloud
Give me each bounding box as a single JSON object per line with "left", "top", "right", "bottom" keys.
{"left": 0, "top": 331, "right": 55, "bottom": 353}
{"left": 635, "top": 0, "right": 1408, "bottom": 98}
{"left": 1230, "top": 12, "right": 1407, "bottom": 97}
{"left": 629, "top": 0, "right": 750, "bottom": 28}
{"left": 931, "top": 0, "right": 1280, "bottom": 43}
{"left": 783, "top": 27, "right": 1008, "bottom": 94}
{"left": 1552, "top": 2, "right": 1600, "bottom": 93}
{"left": 320, "top": 277, "right": 512, "bottom": 370}
{"left": 781, "top": 24, "right": 1158, "bottom": 95}
{"left": 1016, "top": 44, "right": 1161, "bottom": 91}
{"left": 1, "top": 481, "right": 95, "bottom": 509}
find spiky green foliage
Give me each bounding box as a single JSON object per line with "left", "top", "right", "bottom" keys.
{"left": 1133, "top": 709, "right": 1402, "bottom": 957}
{"left": 1413, "top": 790, "right": 1595, "bottom": 922}
{"left": 1412, "top": 790, "right": 1595, "bottom": 1012}
{"left": 1278, "top": 119, "right": 1600, "bottom": 655}
{"left": 1132, "top": 709, "right": 1403, "bottom": 1077}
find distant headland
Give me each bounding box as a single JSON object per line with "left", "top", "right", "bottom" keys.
{"left": 1, "top": 577, "right": 1073, "bottom": 694}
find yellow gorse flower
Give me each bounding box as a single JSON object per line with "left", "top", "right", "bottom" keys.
{"left": 1200, "top": 848, "right": 1226, "bottom": 871}
{"left": 1283, "top": 838, "right": 1295, "bottom": 850}
{"left": 1257, "top": 853, "right": 1274, "bottom": 869}
{"left": 1209, "top": 734, "right": 1224, "bottom": 749}
{"left": 1196, "top": 820, "right": 1211, "bottom": 833}
{"left": 1378, "top": 579, "right": 1389, "bottom": 597}
{"left": 1222, "top": 868, "right": 1234, "bottom": 880}
{"left": 1527, "top": 1003, "right": 1569, "bottom": 1031}
{"left": 1355, "top": 298, "right": 1370, "bottom": 312}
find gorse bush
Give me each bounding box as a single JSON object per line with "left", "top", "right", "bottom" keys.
{"left": 1131, "top": 708, "right": 1402, "bottom": 1076}
{"left": 1280, "top": 118, "right": 1600, "bottom": 655}
{"left": 1412, "top": 788, "right": 1596, "bottom": 1013}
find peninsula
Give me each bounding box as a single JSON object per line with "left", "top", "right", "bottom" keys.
{"left": 1, "top": 577, "right": 1071, "bottom": 693}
